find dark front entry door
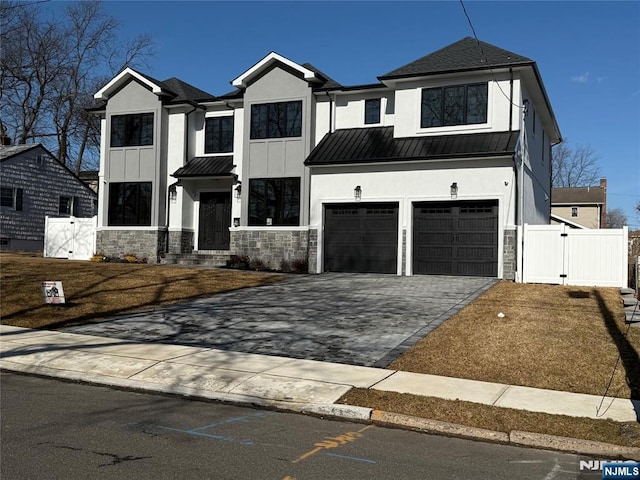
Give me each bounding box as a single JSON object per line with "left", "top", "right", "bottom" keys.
{"left": 198, "top": 192, "right": 231, "bottom": 250}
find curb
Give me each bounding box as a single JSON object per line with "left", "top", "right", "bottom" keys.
{"left": 3, "top": 362, "right": 639, "bottom": 461}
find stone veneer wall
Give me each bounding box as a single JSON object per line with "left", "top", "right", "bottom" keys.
{"left": 230, "top": 229, "right": 309, "bottom": 271}
{"left": 168, "top": 230, "right": 194, "bottom": 254}
{"left": 307, "top": 229, "right": 318, "bottom": 273}
{"left": 96, "top": 229, "right": 166, "bottom": 263}
{"left": 502, "top": 228, "right": 517, "bottom": 280}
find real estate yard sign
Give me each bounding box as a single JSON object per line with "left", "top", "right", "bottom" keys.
{"left": 42, "top": 281, "right": 65, "bottom": 304}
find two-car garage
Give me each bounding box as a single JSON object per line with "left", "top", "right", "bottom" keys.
{"left": 323, "top": 200, "right": 499, "bottom": 277}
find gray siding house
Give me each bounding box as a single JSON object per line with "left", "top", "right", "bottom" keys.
{"left": 0, "top": 144, "right": 97, "bottom": 251}
{"left": 91, "top": 38, "right": 561, "bottom": 278}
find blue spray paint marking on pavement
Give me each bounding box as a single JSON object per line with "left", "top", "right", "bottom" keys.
{"left": 325, "top": 453, "right": 377, "bottom": 464}
{"left": 155, "top": 411, "right": 273, "bottom": 446}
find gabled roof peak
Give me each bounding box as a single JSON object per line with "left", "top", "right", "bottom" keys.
{"left": 231, "top": 52, "right": 320, "bottom": 88}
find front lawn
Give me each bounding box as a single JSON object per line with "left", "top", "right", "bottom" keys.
{"left": 390, "top": 281, "right": 639, "bottom": 400}
{"left": 0, "top": 252, "right": 282, "bottom": 329}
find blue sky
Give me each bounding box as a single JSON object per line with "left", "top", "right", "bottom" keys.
{"left": 50, "top": 1, "right": 640, "bottom": 226}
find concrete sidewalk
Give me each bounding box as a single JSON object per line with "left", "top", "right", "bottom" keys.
{"left": 2, "top": 324, "right": 637, "bottom": 425}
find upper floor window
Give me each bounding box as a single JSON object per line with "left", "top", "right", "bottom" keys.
{"left": 205, "top": 116, "right": 234, "bottom": 153}
{"left": 421, "top": 83, "right": 488, "bottom": 128}
{"left": 250, "top": 101, "right": 302, "bottom": 139}
{"left": 108, "top": 182, "right": 152, "bottom": 226}
{"left": 571, "top": 207, "right": 578, "bottom": 218}
{"left": 110, "top": 113, "right": 154, "bottom": 147}
{"left": 365, "top": 98, "right": 381, "bottom": 124}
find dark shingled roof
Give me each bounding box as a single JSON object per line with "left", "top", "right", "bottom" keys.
{"left": 0, "top": 144, "right": 40, "bottom": 161}
{"left": 380, "top": 37, "right": 533, "bottom": 80}
{"left": 301, "top": 62, "right": 342, "bottom": 90}
{"left": 161, "top": 77, "right": 217, "bottom": 103}
{"left": 305, "top": 127, "right": 519, "bottom": 166}
{"left": 172, "top": 156, "right": 234, "bottom": 178}
{"left": 551, "top": 187, "right": 605, "bottom": 205}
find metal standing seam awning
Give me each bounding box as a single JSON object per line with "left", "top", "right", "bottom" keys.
{"left": 171, "top": 156, "right": 235, "bottom": 178}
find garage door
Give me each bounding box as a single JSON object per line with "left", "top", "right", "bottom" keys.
{"left": 413, "top": 200, "right": 498, "bottom": 277}
{"left": 324, "top": 203, "right": 398, "bottom": 273}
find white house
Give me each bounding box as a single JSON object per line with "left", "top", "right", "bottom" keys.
{"left": 90, "top": 37, "right": 561, "bottom": 278}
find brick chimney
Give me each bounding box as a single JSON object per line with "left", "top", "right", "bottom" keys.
{"left": 599, "top": 177, "right": 607, "bottom": 228}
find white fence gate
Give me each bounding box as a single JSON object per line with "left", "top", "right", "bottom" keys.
{"left": 44, "top": 216, "right": 97, "bottom": 261}
{"left": 521, "top": 224, "right": 628, "bottom": 287}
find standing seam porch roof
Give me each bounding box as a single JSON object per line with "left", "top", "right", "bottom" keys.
{"left": 304, "top": 127, "right": 520, "bottom": 166}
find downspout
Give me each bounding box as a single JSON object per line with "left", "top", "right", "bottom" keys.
{"left": 508, "top": 68, "right": 513, "bottom": 132}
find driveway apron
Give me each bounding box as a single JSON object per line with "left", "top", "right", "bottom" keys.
{"left": 62, "top": 273, "right": 497, "bottom": 367}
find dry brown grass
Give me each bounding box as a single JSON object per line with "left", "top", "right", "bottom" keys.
{"left": 0, "top": 252, "right": 282, "bottom": 329}
{"left": 390, "top": 281, "right": 640, "bottom": 400}
{"left": 339, "top": 389, "right": 640, "bottom": 448}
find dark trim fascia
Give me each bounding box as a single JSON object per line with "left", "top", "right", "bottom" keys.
{"left": 378, "top": 61, "right": 534, "bottom": 81}
{"left": 305, "top": 151, "right": 515, "bottom": 167}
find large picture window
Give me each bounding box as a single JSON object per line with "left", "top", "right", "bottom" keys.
{"left": 250, "top": 101, "right": 302, "bottom": 139}
{"left": 205, "top": 116, "right": 234, "bottom": 153}
{"left": 108, "top": 182, "right": 152, "bottom": 226}
{"left": 110, "top": 113, "right": 154, "bottom": 147}
{"left": 248, "top": 177, "right": 300, "bottom": 226}
{"left": 421, "top": 83, "right": 488, "bottom": 128}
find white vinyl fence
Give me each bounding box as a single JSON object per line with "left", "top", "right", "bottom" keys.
{"left": 44, "top": 216, "right": 97, "bottom": 261}
{"left": 521, "top": 224, "right": 628, "bottom": 287}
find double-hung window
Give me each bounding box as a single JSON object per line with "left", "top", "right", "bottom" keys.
{"left": 108, "top": 182, "right": 152, "bottom": 226}
{"left": 110, "top": 113, "right": 154, "bottom": 147}
{"left": 1, "top": 186, "right": 22, "bottom": 211}
{"left": 205, "top": 116, "right": 234, "bottom": 153}
{"left": 248, "top": 178, "right": 300, "bottom": 226}
{"left": 421, "top": 83, "right": 488, "bottom": 128}
{"left": 364, "top": 98, "right": 381, "bottom": 124}
{"left": 250, "top": 101, "right": 302, "bottom": 139}
{"left": 59, "top": 196, "right": 72, "bottom": 215}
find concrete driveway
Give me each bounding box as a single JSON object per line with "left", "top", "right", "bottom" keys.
{"left": 63, "top": 273, "right": 497, "bottom": 367}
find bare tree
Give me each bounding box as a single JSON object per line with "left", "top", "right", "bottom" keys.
{"left": 605, "top": 207, "right": 628, "bottom": 229}
{"left": 0, "top": 0, "right": 153, "bottom": 171}
{"left": 552, "top": 140, "right": 602, "bottom": 188}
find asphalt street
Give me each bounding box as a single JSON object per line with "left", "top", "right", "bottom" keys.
{"left": 0, "top": 372, "right": 600, "bottom": 480}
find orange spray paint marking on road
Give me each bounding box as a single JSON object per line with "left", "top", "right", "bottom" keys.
{"left": 292, "top": 425, "right": 373, "bottom": 464}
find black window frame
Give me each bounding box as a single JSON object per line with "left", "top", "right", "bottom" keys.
{"left": 250, "top": 101, "right": 302, "bottom": 139}
{"left": 107, "top": 182, "right": 152, "bottom": 226}
{"left": 110, "top": 113, "right": 154, "bottom": 147}
{"left": 421, "top": 83, "right": 488, "bottom": 128}
{"left": 364, "top": 98, "right": 381, "bottom": 124}
{"left": 205, "top": 116, "right": 234, "bottom": 153}
{"left": 248, "top": 177, "right": 300, "bottom": 226}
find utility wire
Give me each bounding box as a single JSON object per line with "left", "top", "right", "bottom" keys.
{"left": 458, "top": 0, "right": 524, "bottom": 110}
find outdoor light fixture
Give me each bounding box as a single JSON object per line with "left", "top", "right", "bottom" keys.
{"left": 234, "top": 183, "right": 242, "bottom": 200}
{"left": 354, "top": 185, "right": 362, "bottom": 201}
{"left": 233, "top": 217, "right": 240, "bottom": 227}
{"left": 450, "top": 182, "right": 458, "bottom": 199}
{"left": 169, "top": 185, "right": 177, "bottom": 203}
{"left": 523, "top": 99, "right": 529, "bottom": 117}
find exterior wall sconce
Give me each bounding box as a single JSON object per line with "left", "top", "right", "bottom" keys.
{"left": 169, "top": 185, "right": 177, "bottom": 204}
{"left": 354, "top": 185, "right": 362, "bottom": 202}
{"left": 523, "top": 99, "right": 529, "bottom": 117}
{"left": 234, "top": 183, "right": 242, "bottom": 200}
{"left": 450, "top": 182, "right": 458, "bottom": 199}
{"left": 233, "top": 217, "right": 240, "bottom": 227}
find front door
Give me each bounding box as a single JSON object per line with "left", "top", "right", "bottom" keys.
{"left": 198, "top": 192, "right": 231, "bottom": 250}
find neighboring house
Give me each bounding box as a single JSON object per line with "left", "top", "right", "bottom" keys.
{"left": 78, "top": 170, "right": 99, "bottom": 193}
{"left": 0, "top": 144, "right": 98, "bottom": 251}
{"left": 90, "top": 37, "right": 561, "bottom": 278}
{"left": 551, "top": 178, "right": 607, "bottom": 229}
